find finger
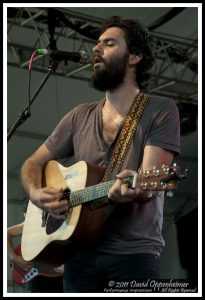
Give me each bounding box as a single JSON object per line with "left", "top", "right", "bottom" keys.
{"left": 23, "top": 266, "right": 32, "bottom": 272}
{"left": 108, "top": 179, "right": 122, "bottom": 199}
{"left": 39, "top": 190, "right": 67, "bottom": 205}
{"left": 49, "top": 212, "right": 67, "bottom": 220}
{"left": 121, "top": 185, "right": 139, "bottom": 199}
{"left": 116, "top": 169, "right": 136, "bottom": 180}
{"left": 51, "top": 206, "right": 69, "bottom": 216}
{"left": 44, "top": 186, "right": 64, "bottom": 192}
{"left": 43, "top": 200, "right": 69, "bottom": 214}
{"left": 121, "top": 183, "right": 129, "bottom": 196}
{"left": 43, "top": 187, "right": 65, "bottom": 197}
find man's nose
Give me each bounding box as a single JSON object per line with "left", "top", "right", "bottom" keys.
{"left": 93, "top": 43, "right": 102, "bottom": 54}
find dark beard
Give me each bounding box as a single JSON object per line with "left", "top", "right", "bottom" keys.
{"left": 91, "top": 52, "right": 129, "bottom": 91}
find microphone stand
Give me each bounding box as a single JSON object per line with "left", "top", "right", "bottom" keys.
{"left": 7, "top": 60, "right": 59, "bottom": 142}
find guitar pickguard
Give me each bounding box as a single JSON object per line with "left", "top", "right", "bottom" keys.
{"left": 46, "top": 209, "right": 73, "bottom": 235}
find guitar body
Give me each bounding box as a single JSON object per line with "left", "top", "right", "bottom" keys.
{"left": 12, "top": 245, "right": 64, "bottom": 285}
{"left": 21, "top": 160, "right": 106, "bottom": 263}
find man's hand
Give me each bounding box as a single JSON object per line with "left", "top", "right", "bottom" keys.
{"left": 29, "top": 187, "right": 69, "bottom": 219}
{"left": 12, "top": 255, "right": 34, "bottom": 272}
{"left": 108, "top": 169, "right": 141, "bottom": 203}
{"left": 108, "top": 169, "right": 159, "bottom": 204}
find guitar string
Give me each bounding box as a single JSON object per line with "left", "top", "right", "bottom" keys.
{"left": 61, "top": 169, "right": 171, "bottom": 207}
{"left": 62, "top": 175, "right": 138, "bottom": 207}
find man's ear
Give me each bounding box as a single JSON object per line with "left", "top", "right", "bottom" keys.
{"left": 129, "top": 53, "right": 143, "bottom": 65}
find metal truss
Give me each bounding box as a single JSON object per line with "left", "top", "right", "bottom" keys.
{"left": 6, "top": 7, "right": 198, "bottom": 203}
{"left": 7, "top": 7, "right": 198, "bottom": 106}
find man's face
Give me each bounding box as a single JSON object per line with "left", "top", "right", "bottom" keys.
{"left": 91, "top": 27, "right": 130, "bottom": 91}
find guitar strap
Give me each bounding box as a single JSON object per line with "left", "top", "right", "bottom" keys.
{"left": 90, "top": 91, "right": 149, "bottom": 210}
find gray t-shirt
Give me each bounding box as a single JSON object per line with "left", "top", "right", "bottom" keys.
{"left": 44, "top": 94, "right": 180, "bottom": 255}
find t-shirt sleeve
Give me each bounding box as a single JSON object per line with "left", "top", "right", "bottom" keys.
{"left": 44, "top": 108, "right": 77, "bottom": 159}
{"left": 146, "top": 99, "right": 181, "bottom": 155}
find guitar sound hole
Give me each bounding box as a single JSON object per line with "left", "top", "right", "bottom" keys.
{"left": 46, "top": 216, "right": 65, "bottom": 234}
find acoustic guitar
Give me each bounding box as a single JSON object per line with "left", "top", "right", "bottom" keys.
{"left": 21, "top": 160, "right": 186, "bottom": 265}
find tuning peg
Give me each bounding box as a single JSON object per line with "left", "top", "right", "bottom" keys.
{"left": 143, "top": 170, "right": 149, "bottom": 177}
{"left": 141, "top": 182, "right": 148, "bottom": 189}
{"left": 166, "top": 190, "right": 174, "bottom": 197}
{"left": 151, "top": 181, "right": 157, "bottom": 188}
{"left": 161, "top": 182, "right": 167, "bottom": 189}
{"left": 147, "top": 191, "right": 153, "bottom": 198}
{"left": 161, "top": 164, "right": 169, "bottom": 174}
{"left": 153, "top": 168, "right": 159, "bottom": 176}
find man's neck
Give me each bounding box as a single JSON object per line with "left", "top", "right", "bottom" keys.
{"left": 104, "top": 82, "right": 140, "bottom": 116}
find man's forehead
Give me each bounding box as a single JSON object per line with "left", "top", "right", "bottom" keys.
{"left": 99, "top": 26, "right": 125, "bottom": 40}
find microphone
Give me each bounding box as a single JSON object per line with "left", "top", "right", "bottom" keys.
{"left": 37, "top": 49, "right": 91, "bottom": 64}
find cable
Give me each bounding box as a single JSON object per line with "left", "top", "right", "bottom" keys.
{"left": 27, "top": 49, "right": 38, "bottom": 116}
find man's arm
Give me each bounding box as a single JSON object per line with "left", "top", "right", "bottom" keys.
{"left": 108, "top": 145, "right": 175, "bottom": 203}
{"left": 21, "top": 144, "right": 53, "bottom": 197}
{"left": 21, "top": 144, "right": 68, "bottom": 219}
{"left": 7, "top": 223, "right": 33, "bottom": 272}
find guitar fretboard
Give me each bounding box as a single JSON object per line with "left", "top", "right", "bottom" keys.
{"left": 69, "top": 179, "right": 117, "bottom": 207}
{"left": 62, "top": 164, "right": 179, "bottom": 207}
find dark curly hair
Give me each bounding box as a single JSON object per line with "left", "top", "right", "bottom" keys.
{"left": 100, "top": 16, "right": 155, "bottom": 90}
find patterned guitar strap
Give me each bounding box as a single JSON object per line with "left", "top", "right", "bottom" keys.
{"left": 90, "top": 91, "right": 149, "bottom": 210}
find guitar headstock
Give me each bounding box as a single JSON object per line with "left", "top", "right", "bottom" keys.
{"left": 129, "top": 163, "right": 188, "bottom": 197}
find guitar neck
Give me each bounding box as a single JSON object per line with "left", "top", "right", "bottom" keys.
{"left": 68, "top": 164, "right": 180, "bottom": 207}
{"left": 70, "top": 179, "right": 117, "bottom": 207}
